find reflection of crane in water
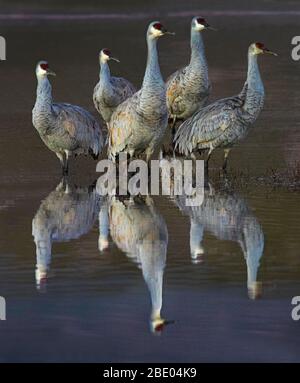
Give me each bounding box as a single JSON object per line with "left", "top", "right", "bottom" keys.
{"left": 104, "top": 196, "right": 171, "bottom": 333}
{"left": 175, "top": 184, "right": 264, "bottom": 299}
{"left": 32, "top": 178, "right": 100, "bottom": 289}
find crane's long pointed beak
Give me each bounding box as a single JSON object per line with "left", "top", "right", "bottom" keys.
{"left": 164, "top": 31, "right": 175, "bottom": 36}
{"left": 164, "top": 319, "right": 175, "bottom": 326}
{"left": 204, "top": 22, "right": 217, "bottom": 31}
{"left": 264, "top": 48, "right": 278, "bottom": 56}
{"left": 46, "top": 69, "right": 56, "bottom": 76}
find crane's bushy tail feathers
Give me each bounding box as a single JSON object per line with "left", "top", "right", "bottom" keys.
{"left": 174, "top": 119, "right": 195, "bottom": 156}
{"left": 89, "top": 147, "right": 99, "bottom": 160}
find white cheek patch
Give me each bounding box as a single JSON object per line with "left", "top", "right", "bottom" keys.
{"left": 254, "top": 46, "right": 263, "bottom": 55}
{"left": 37, "top": 66, "right": 47, "bottom": 76}
{"left": 100, "top": 52, "right": 110, "bottom": 62}
{"left": 195, "top": 21, "right": 205, "bottom": 31}
{"left": 150, "top": 26, "right": 162, "bottom": 37}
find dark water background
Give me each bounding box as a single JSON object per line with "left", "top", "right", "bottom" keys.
{"left": 1, "top": 0, "right": 300, "bottom": 362}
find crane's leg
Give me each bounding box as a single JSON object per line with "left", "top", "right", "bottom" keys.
{"left": 205, "top": 148, "right": 213, "bottom": 176}
{"left": 145, "top": 148, "right": 153, "bottom": 165}
{"left": 56, "top": 152, "right": 68, "bottom": 175}
{"left": 129, "top": 150, "right": 134, "bottom": 161}
{"left": 171, "top": 116, "right": 177, "bottom": 138}
{"left": 64, "top": 150, "right": 71, "bottom": 175}
{"left": 222, "top": 148, "right": 231, "bottom": 172}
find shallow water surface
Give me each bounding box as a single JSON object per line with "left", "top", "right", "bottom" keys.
{"left": 1, "top": 5, "right": 300, "bottom": 362}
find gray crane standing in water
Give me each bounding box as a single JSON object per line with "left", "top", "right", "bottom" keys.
{"left": 93, "top": 48, "right": 136, "bottom": 123}
{"left": 32, "top": 61, "right": 106, "bottom": 175}
{"left": 166, "top": 16, "right": 214, "bottom": 136}
{"left": 174, "top": 42, "right": 277, "bottom": 171}
{"left": 108, "top": 21, "right": 174, "bottom": 163}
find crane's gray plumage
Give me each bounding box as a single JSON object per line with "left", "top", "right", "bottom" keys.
{"left": 174, "top": 42, "right": 277, "bottom": 169}
{"left": 175, "top": 183, "right": 264, "bottom": 299}
{"left": 166, "top": 17, "right": 213, "bottom": 131}
{"left": 108, "top": 196, "right": 169, "bottom": 332}
{"left": 93, "top": 49, "right": 136, "bottom": 123}
{"left": 32, "top": 179, "right": 100, "bottom": 288}
{"left": 108, "top": 22, "right": 173, "bottom": 162}
{"left": 32, "top": 61, "right": 106, "bottom": 174}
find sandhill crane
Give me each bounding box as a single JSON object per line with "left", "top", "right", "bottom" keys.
{"left": 108, "top": 21, "right": 174, "bottom": 163}
{"left": 32, "top": 179, "right": 100, "bottom": 289}
{"left": 175, "top": 183, "right": 264, "bottom": 299}
{"left": 93, "top": 48, "right": 136, "bottom": 123}
{"left": 174, "top": 42, "right": 277, "bottom": 171}
{"left": 108, "top": 196, "right": 171, "bottom": 333}
{"left": 167, "top": 16, "right": 214, "bottom": 136}
{"left": 32, "top": 61, "right": 106, "bottom": 175}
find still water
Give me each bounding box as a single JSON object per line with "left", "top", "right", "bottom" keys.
{"left": 1, "top": 7, "right": 300, "bottom": 362}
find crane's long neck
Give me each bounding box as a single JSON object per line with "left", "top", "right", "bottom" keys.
{"left": 32, "top": 220, "right": 52, "bottom": 287}
{"left": 190, "top": 219, "right": 204, "bottom": 260}
{"left": 243, "top": 53, "right": 265, "bottom": 117}
{"left": 189, "top": 29, "right": 207, "bottom": 70}
{"left": 144, "top": 36, "right": 162, "bottom": 87}
{"left": 139, "top": 240, "right": 166, "bottom": 326}
{"left": 139, "top": 36, "right": 165, "bottom": 114}
{"left": 34, "top": 76, "right": 53, "bottom": 114}
{"left": 100, "top": 60, "right": 112, "bottom": 90}
{"left": 239, "top": 218, "right": 264, "bottom": 291}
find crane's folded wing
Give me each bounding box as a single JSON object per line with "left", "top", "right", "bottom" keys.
{"left": 53, "top": 103, "right": 103, "bottom": 153}
{"left": 175, "top": 95, "right": 243, "bottom": 152}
